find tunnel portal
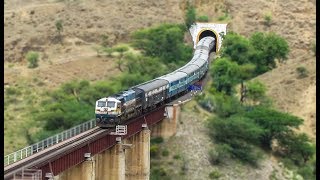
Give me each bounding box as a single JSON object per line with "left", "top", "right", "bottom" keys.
{"left": 198, "top": 30, "right": 217, "bottom": 52}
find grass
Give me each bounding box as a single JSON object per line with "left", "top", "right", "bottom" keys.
{"left": 4, "top": 79, "right": 48, "bottom": 155}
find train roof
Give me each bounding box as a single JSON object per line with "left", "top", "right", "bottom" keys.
{"left": 157, "top": 71, "right": 187, "bottom": 83}
{"left": 134, "top": 79, "right": 168, "bottom": 92}
{"left": 177, "top": 64, "right": 199, "bottom": 74}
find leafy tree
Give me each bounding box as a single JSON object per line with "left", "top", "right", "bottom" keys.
{"left": 244, "top": 106, "right": 303, "bottom": 148}
{"left": 277, "top": 132, "right": 315, "bottom": 165}
{"left": 185, "top": 2, "right": 196, "bottom": 28}
{"left": 132, "top": 24, "right": 192, "bottom": 65}
{"left": 250, "top": 32, "right": 289, "bottom": 66}
{"left": 221, "top": 32, "right": 289, "bottom": 75}
{"left": 211, "top": 92, "right": 243, "bottom": 117}
{"left": 113, "top": 44, "right": 129, "bottom": 71}
{"left": 245, "top": 80, "right": 267, "bottom": 104}
{"left": 221, "top": 32, "right": 253, "bottom": 65}
{"left": 211, "top": 58, "right": 240, "bottom": 95}
{"left": 208, "top": 115, "right": 264, "bottom": 164}
{"left": 237, "top": 63, "right": 256, "bottom": 102}
{"left": 26, "top": 51, "right": 39, "bottom": 68}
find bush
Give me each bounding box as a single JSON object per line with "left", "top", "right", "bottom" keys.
{"left": 296, "top": 66, "right": 308, "bottom": 78}
{"left": 26, "top": 51, "right": 39, "bottom": 68}
{"left": 151, "top": 137, "right": 164, "bottom": 144}
{"left": 209, "top": 170, "right": 222, "bottom": 179}
{"left": 173, "top": 154, "right": 181, "bottom": 159}
{"left": 208, "top": 144, "right": 232, "bottom": 165}
{"left": 217, "top": 13, "right": 230, "bottom": 21}
{"left": 150, "top": 167, "right": 170, "bottom": 180}
{"left": 264, "top": 12, "right": 272, "bottom": 26}
{"left": 197, "top": 15, "right": 209, "bottom": 22}
{"left": 150, "top": 144, "right": 160, "bottom": 158}
{"left": 185, "top": 3, "right": 196, "bottom": 28}
{"left": 162, "top": 149, "right": 170, "bottom": 157}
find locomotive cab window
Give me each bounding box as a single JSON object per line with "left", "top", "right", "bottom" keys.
{"left": 107, "top": 101, "right": 116, "bottom": 108}
{"left": 97, "top": 101, "right": 106, "bottom": 107}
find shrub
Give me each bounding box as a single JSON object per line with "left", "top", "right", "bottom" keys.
{"left": 208, "top": 148, "right": 220, "bottom": 165}
{"left": 6, "top": 87, "right": 21, "bottom": 96}
{"left": 150, "top": 167, "right": 170, "bottom": 180}
{"left": 162, "top": 149, "right": 169, "bottom": 157}
{"left": 26, "top": 51, "right": 39, "bottom": 68}
{"left": 217, "top": 13, "right": 229, "bottom": 21}
{"left": 150, "top": 144, "right": 160, "bottom": 158}
{"left": 208, "top": 144, "right": 232, "bottom": 165}
{"left": 296, "top": 66, "right": 308, "bottom": 78}
{"left": 173, "top": 154, "right": 181, "bottom": 159}
{"left": 264, "top": 12, "right": 272, "bottom": 26}
{"left": 185, "top": 3, "right": 196, "bottom": 28}
{"left": 209, "top": 170, "right": 222, "bottom": 179}
{"left": 197, "top": 15, "right": 209, "bottom": 22}
{"left": 151, "top": 137, "right": 164, "bottom": 144}
{"left": 55, "top": 20, "right": 63, "bottom": 35}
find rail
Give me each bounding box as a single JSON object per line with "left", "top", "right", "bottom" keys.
{"left": 4, "top": 119, "right": 96, "bottom": 166}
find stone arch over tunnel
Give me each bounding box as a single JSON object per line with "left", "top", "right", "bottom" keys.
{"left": 197, "top": 29, "right": 218, "bottom": 52}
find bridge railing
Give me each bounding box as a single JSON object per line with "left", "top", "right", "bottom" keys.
{"left": 4, "top": 119, "right": 96, "bottom": 167}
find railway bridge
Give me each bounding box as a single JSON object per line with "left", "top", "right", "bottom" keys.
{"left": 4, "top": 23, "right": 226, "bottom": 180}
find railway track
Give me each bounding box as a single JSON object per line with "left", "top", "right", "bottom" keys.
{"left": 4, "top": 127, "right": 110, "bottom": 179}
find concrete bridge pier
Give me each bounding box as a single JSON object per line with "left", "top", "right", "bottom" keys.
{"left": 54, "top": 155, "right": 95, "bottom": 180}
{"left": 125, "top": 124, "right": 150, "bottom": 180}
{"left": 54, "top": 140, "right": 126, "bottom": 180}
{"left": 96, "top": 139, "right": 125, "bottom": 180}
{"left": 151, "top": 104, "right": 180, "bottom": 138}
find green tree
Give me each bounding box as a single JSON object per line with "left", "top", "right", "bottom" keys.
{"left": 113, "top": 44, "right": 129, "bottom": 72}
{"left": 277, "top": 133, "right": 315, "bottom": 165}
{"left": 185, "top": 2, "right": 196, "bottom": 28}
{"left": 245, "top": 80, "right": 267, "bottom": 104}
{"left": 132, "top": 24, "right": 192, "bottom": 65}
{"left": 250, "top": 32, "right": 289, "bottom": 67}
{"left": 244, "top": 106, "right": 303, "bottom": 148}
{"left": 221, "top": 32, "right": 253, "bottom": 65}
{"left": 211, "top": 58, "right": 240, "bottom": 95}
{"left": 211, "top": 92, "right": 243, "bottom": 117}
{"left": 26, "top": 51, "right": 39, "bottom": 68}
{"left": 208, "top": 115, "right": 264, "bottom": 164}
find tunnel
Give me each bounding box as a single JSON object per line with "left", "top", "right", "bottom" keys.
{"left": 197, "top": 30, "right": 217, "bottom": 52}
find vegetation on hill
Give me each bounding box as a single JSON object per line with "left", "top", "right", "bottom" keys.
{"left": 197, "top": 32, "right": 315, "bottom": 179}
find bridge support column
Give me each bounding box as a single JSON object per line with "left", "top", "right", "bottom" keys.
{"left": 151, "top": 104, "right": 180, "bottom": 138}
{"left": 125, "top": 125, "right": 150, "bottom": 180}
{"left": 54, "top": 156, "right": 95, "bottom": 180}
{"left": 95, "top": 140, "right": 125, "bottom": 180}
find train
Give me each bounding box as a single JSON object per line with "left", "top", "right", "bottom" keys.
{"left": 95, "top": 36, "right": 215, "bottom": 128}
